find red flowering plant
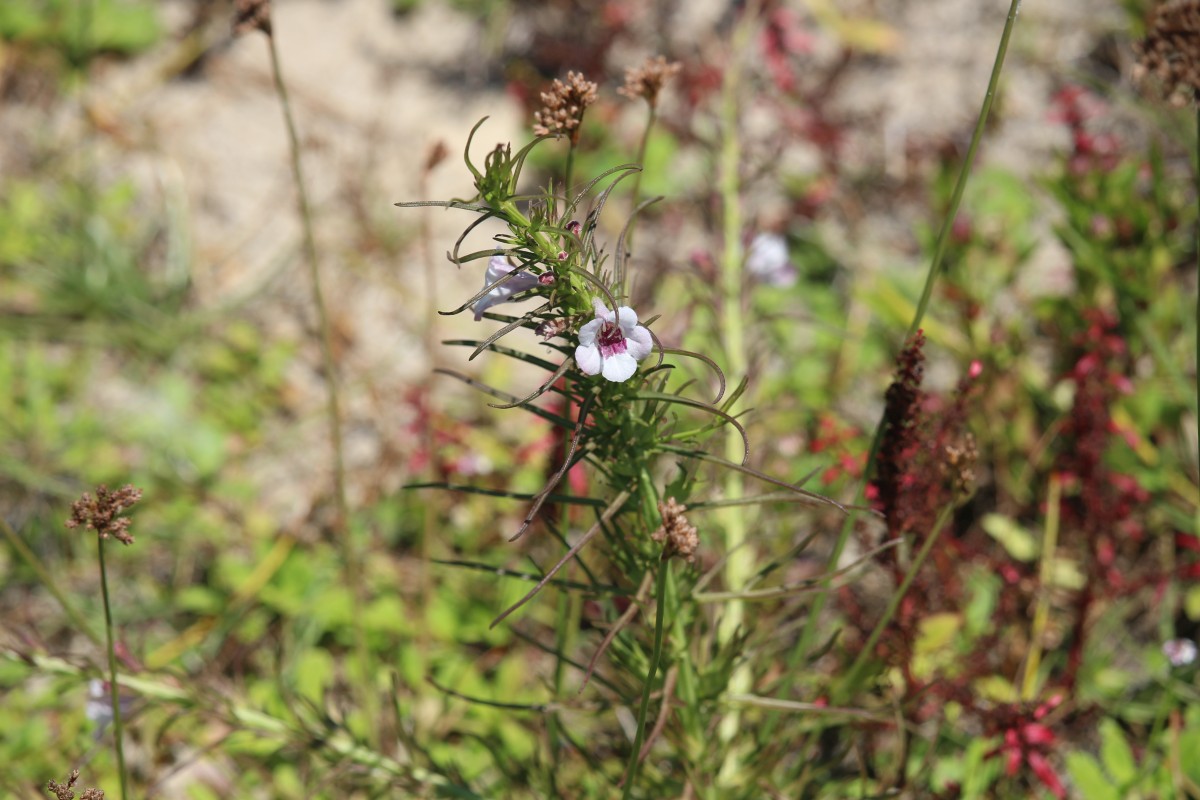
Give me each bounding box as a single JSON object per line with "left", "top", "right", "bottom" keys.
{"left": 985, "top": 695, "right": 1068, "bottom": 799}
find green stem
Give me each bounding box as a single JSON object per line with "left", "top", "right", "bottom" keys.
{"left": 1194, "top": 104, "right": 1199, "bottom": 501}
{"left": 624, "top": 104, "right": 658, "bottom": 258}
{"left": 1021, "top": 474, "right": 1061, "bottom": 700}
{"left": 621, "top": 559, "right": 669, "bottom": 799}
{"left": 564, "top": 141, "right": 577, "bottom": 213}
{"left": 905, "top": 0, "right": 1019, "bottom": 340}
{"left": 796, "top": 0, "right": 1021, "bottom": 664}
{"left": 549, "top": 390, "right": 579, "bottom": 785}
{"left": 264, "top": 30, "right": 374, "bottom": 741}
{"left": 98, "top": 539, "right": 128, "bottom": 800}
{"left": 22, "top": 653, "right": 480, "bottom": 796}
{"left": 715, "top": 3, "right": 760, "bottom": 782}
{"left": 0, "top": 516, "right": 100, "bottom": 645}
{"left": 836, "top": 507, "right": 953, "bottom": 703}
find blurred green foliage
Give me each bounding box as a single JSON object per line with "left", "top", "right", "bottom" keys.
{"left": 0, "top": 0, "right": 159, "bottom": 65}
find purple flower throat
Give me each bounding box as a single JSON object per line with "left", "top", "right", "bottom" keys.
{"left": 597, "top": 321, "right": 627, "bottom": 357}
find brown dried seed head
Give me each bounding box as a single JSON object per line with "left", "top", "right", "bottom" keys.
{"left": 1136, "top": 1, "right": 1200, "bottom": 106}
{"left": 66, "top": 484, "right": 144, "bottom": 546}
{"left": 234, "top": 0, "right": 272, "bottom": 36}
{"left": 533, "top": 71, "right": 599, "bottom": 144}
{"left": 651, "top": 497, "right": 699, "bottom": 562}
{"left": 618, "top": 55, "right": 682, "bottom": 106}
{"left": 47, "top": 770, "right": 79, "bottom": 800}
{"left": 47, "top": 770, "right": 103, "bottom": 800}
{"left": 942, "top": 433, "right": 978, "bottom": 501}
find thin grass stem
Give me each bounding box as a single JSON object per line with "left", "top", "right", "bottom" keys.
{"left": 564, "top": 142, "right": 577, "bottom": 212}
{"left": 724, "top": 694, "right": 891, "bottom": 723}
{"left": 837, "top": 506, "right": 953, "bottom": 701}
{"left": 621, "top": 559, "right": 669, "bottom": 798}
{"left": 263, "top": 29, "right": 374, "bottom": 741}
{"left": 795, "top": 0, "right": 1022, "bottom": 671}
{"left": 1194, "top": 105, "right": 1200, "bottom": 511}
{"left": 905, "top": 0, "right": 1020, "bottom": 340}
{"left": 97, "top": 539, "right": 128, "bottom": 800}
{"left": 624, "top": 104, "right": 657, "bottom": 259}
{"left": 1021, "top": 473, "right": 1061, "bottom": 700}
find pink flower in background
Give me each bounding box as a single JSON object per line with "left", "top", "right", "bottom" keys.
{"left": 1164, "top": 638, "right": 1197, "bottom": 667}
{"left": 473, "top": 255, "right": 539, "bottom": 320}
{"left": 575, "top": 299, "right": 653, "bottom": 382}
{"left": 745, "top": 232, "right": 797, "bottom": 287}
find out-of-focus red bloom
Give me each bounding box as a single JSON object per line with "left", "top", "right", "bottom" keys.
{"left": 760, "top": 6, "right": 815, "bottom": 93}
{"left": 987, "top": 695, "right": 1066, "bottom": 799}
{"left": 1051, "top": 84, "right": 1122, "bottom": 174}
{"left": 809, "top": 413, "right": 865, "bottom": 486}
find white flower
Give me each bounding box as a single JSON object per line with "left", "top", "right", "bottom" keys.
{"left": 1164, "top": 638, "right": 1198, "bottom": 667}
{"left": 473, "top": 255, "right": 540, "bottom": 320}
{"left": 745, "top": 232, "right": 797, "bottom": 287}
{"left": 574, "top": 298, "right": 653, "bottom": 382}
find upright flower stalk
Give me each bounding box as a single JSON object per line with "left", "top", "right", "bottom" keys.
{"left": 619, "top": 55, "right": 681, "bottom": 251}
{"left": 714, "top": 4, "right": 762, "bottom": 784}
{"left": 67, "top": 484, "right": 143, "bottom": 800}
{"left": 235, "top": 0, "right": 376, "bottom": 742}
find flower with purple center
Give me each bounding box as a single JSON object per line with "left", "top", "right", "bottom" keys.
{"left": 473, "top": 254, "right": 540, "bottom": 321}
{"left": 575, "top": 298, "right": 653, "bottom": 382}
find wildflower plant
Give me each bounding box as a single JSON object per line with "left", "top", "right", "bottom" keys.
{"left": 398, "top": 68, "right": 844, "bottom": 792}
{"left": 66, "top": 484, "right": 142, "bottom": 800}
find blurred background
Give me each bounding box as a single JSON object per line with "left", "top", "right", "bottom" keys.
{"left": 3, "top": 0, "right": 1198, "bottom": 797}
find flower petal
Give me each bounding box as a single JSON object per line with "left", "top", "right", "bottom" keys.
{"left": 614, "top": 305, "right": 639, "bottom": 333}
{"left": 575, "top": 343, "right": 602, "bottom": 375}
{"left": 577, "top": 318, "right": 602, "bottom": 347}
{"left": 625, "top": 325, "right": 653, "bottom": 361}
{"left": 473, "top": 294, "right": 499, "bottom": 321}
{"left": 592, "top": 297, "right": 614, "bottom": 322}
{"left": 473, "top": 256, "right": 539, "bottom": 320}
{"left": 483, "top": 254, "right": 512, "bottom": 283}
{"left": 601, "top": 352, "right": 638, "bottom": 382}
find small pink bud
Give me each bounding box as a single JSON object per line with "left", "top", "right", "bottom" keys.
{"left": 1022, "top": 723, "right": 1055, "bottom": 746}
{"left": 539, "top": 273, "right": 556, "bottom": 285}
{"left": 1027, "top": 752, "right": 1066, "bottom": 799}
{"left": 968, "top": 360, "right": 983, "bottom": 379}
{"left": 557, "top": 251, "right": 568, "bottom": 260}
{"left": 1005, "top": 746, "right": 1022, "bottom": 777}
{"left": 567, "top": 220, "right": 582, "bottom": 235}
